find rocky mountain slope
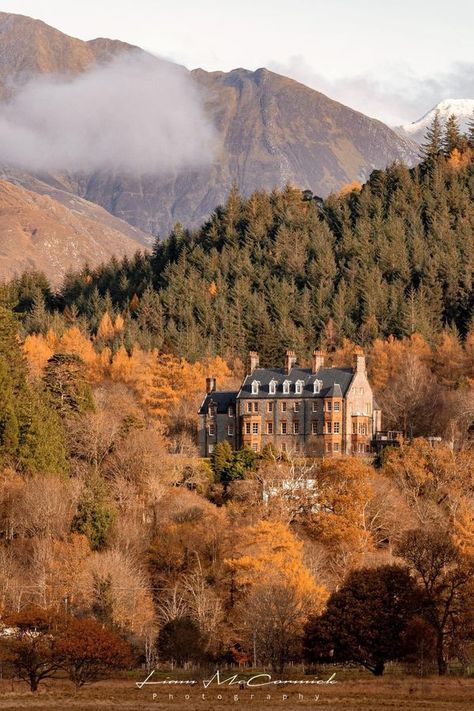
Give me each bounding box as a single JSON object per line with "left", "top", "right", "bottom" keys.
{"left": 0, "top": 180, "right": 142, "bottom": 284}
{"left": 397, "top": 98, "right": 474, "bottom": 144}
{"left": 0, "top": 11, "right": 418, "bottom": 237}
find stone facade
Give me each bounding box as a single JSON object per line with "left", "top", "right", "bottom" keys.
{"left": 198, "top": 349, "right": 381, "bottom": 457}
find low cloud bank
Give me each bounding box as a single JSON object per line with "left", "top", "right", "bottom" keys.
{"left": 0, "top": 51, "right": 216, "bottom": 174}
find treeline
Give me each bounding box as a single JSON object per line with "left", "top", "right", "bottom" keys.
{"left": 4, "top": 117, "right": 474, "bottom": 366}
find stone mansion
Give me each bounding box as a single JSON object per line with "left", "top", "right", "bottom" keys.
{"left": 198, "top": 348, "right": 382, "bottom": 457}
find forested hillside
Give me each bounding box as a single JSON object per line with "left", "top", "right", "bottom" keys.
{"left": 0, "top": 121, "right": 473, "bottom": 688}
{"left": 11, "top": 131, "right": 472, "bottom": 366}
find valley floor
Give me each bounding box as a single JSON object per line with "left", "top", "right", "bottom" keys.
{"left": 0, "top": 677, "right": 473, "bottom": 711}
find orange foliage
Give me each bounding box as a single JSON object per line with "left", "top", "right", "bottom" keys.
{"left": 208, "top": 281, "right": 218, "bottom": 298}
{"left": 97, "top": 312, "right": 115, "bottom": 341}
{"left": 447, "top": 147, "right": 471, "bottom": 171}
{"left": 227, "top": 519, "right": 326, "bottom": 609}
{"left": 23, "top": 334, "right": 54, "bottom": 377}
{"left": 338, "top": 180, "right": 362, "bottom": 197}
{"left": 129, "top": 293, "right": 140, "bottom": 311}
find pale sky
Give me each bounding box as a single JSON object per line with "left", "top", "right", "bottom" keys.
{"left": 1, "top": 0, "right": 473, "bottom": 124}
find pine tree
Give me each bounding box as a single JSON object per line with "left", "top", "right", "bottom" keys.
{"left": 443, "top": 113, "right": 462, "bottom": 155}
{"left": 420, "top": 112, "right": 443, "bottom": 161}
{"left": 0, "top": 359, "right": 19, "bottom": 458}
{"left": 468, "top": 111, "right": 474, "bottom": 147}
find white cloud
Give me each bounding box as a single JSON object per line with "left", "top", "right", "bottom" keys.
{"left": 0, "top": 51, "right": 216, "bottom": 174}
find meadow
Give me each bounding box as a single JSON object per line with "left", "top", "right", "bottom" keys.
{"left": 0, "top": 677, "right": 473, "bottom": 711}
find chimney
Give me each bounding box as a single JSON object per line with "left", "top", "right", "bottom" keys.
{"left": 312, "top": 349, "right": 325, "bottom": 373}
{"left": 206, "top": 377, "right": 216, "bottom": 393}
{"left": 247, "top": 351, "right": 259, "bottom": 375}
{"left": 353, "top": 347, "right": 366, "bottom": 374}
{"left": 284, "top": 349, "right": 297, "bottom": 375}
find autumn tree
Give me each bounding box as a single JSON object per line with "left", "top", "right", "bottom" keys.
{"left": 0, "top": 607, "right": 61, "bottom": 692}
{"left": 243, "top": 575, "right": 310, "bottom": 673}
{"left": 304, "top": 565, "right": 421, "bottom": 676}
{"left": 396, "top": 529, "right": 474, "bottom": 675}
{"left": 43, "top": 353, "right": 94, "bottom": 417}
{"left": 56, "top": 617, "right": 132, "bottom": 688}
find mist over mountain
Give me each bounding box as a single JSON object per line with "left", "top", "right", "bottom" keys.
{"left": 0, "top": 11, "right": 418, "bottom": 244}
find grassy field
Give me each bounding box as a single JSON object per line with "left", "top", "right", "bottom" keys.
{"left": 0, "top": 677, "right": 473, "bottom": 710}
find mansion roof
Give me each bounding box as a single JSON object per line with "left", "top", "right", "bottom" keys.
{"left": 238, "top": 366, "right": 353, "bottom": 399}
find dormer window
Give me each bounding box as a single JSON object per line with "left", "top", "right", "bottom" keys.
{"left": 295, "top": 380, "right": 304, "bottom": 395}
{"left": 313, "top": 379, "right": 322, "bottom": 394}
{"left": 251, "top": 380, "right": 260, "bottom": 395}
{"left": 269, "top": 379, "right": 277, "bottom": 395}
{"left": 283, "top": 380, "right": 291, "bottom": 395}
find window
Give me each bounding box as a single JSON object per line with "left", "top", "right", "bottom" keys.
{"left": 313, "top": 379, "right": 322, "bottom": 394}
{"left": 247, "top": 403, "right": 252, "bottom": 413}
{"left": 334, "top": 422, "right": 340, "bottom": 434}
{"left": 334, "top": 402, "right": 340, "bottom": 412}
{"left": 266, "top": 422, "right": 273, "bottom": 435}
{"left": 281, "top": 422, "right": 287, "bottom": 435}
{"left": 252, "top": 422, "right": 259, "bottom": 435}
{"left": 208, "top": 405, "right": 215, "bottom": 417}
{"left": 208, "top": 424, "right": 215, "bottom": 436}
{"left": 334, "top": 442, "right": 340, "bottom": 452}
{"left": 283, "top": 380, "right": 290, "bottom": 394}
{"left": 327, "top": 422, "right": 332, "bottom": 434}
{"left": 228, "top": 405, "right": 234, "bottom": 417}
{"left": 352, "top": 422, "right": 357, "bottom": 434}
{"left": 208, "top": 444, "right": 214, "bottom": 454}
{"left": 269, "top": 380, "right": 277, "bottom": 395}
{"left": 295, "top": 380, "right": 303, "bottom": 394}
{"left": 252, "top": 402, "right": 258, "bottom": 412}
{"left": 294, "top": 402, "right": 300, "bottom": 412}
{"left": 251, "top": 380, "right": 259, "bottom": 395}
{"left": 312, "top": 401, "right": 318, "bottom": 412}
{"left": 311, "top": 421, "right": 318, "bottom": 435}
{"left": 293, "top": 421, "right": 299, "bottom": 435}
{"left": 281, "top": 402, "right": 287, "bottom": 412}
{"left": 227, "top": 424, "right": 234, "bottom": 436}
{"left": 245, "top": 422, "right": 251, "bottom": 435}
{"left": 267, "top": 402, "right": 274, "bottom": 413}
{"left": 252, "top": 443, "right": 259, "bottom": 452}
{"left": 327, "top": 401, "right": 332, "bottom": 412}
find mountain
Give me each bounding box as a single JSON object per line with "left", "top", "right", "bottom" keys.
{"left": 0, "top": 11, "right": 419, "bottom": 237}
{"left": 397, "top": 99, "right": 474, "bottom": 144}
{"left": 0, "top": 180, "right": 143, "bottom": 284}
{"left": 0, "top": 11, "right": 137, "bottom": 98}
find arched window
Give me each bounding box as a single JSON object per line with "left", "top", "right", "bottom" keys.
{"left": 295, "top": 380, "right": 304, "bottom": 394}
{"left": 283, "top": 380, "right": 291, "bottom": 394}
{"left": 269, "top": 379, "right": 277, "bottom": 395}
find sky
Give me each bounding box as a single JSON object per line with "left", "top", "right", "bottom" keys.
{"left": 1, "top": 0, "right": 473, "bottom": 124}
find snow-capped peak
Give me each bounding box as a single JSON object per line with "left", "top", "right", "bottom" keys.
{"left": 396, "top": 99, "right": 474, "bottom": 143}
